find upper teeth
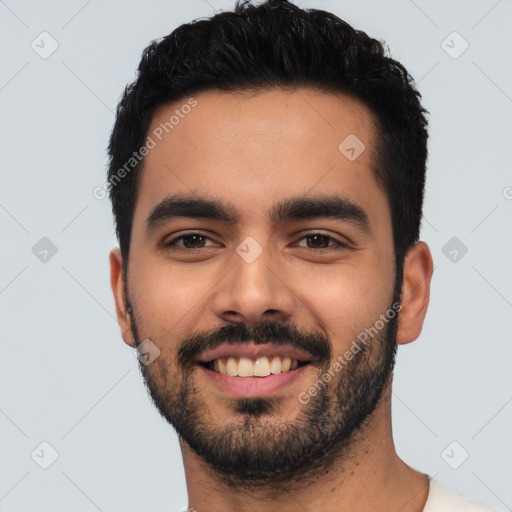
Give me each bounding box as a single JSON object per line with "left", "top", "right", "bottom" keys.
{"left": 211, "top": 356, "right": 299, "bottom": 377}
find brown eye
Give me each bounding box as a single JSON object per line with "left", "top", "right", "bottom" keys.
{"left": 180, "top": 234, "right": 207, "bottom": 248}
{"left": 305, "top": 234, "right": 331, "bottom": 249}
{"left": 164, "top": 233, "right": 217, "bottom": 250}
{"left": 296, "top": 233, "right": 345, "bottom": 250}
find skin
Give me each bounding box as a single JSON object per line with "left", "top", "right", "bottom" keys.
{"left": 110, "top": 88, "right": 434, "bottom": 511}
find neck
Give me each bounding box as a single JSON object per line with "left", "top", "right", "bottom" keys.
{"left": 181, "top": 387, "right": 430, "bottom": 512}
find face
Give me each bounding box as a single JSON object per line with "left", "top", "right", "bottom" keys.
{"left": 112, "top": 88, "right": 402, "bottom": 487}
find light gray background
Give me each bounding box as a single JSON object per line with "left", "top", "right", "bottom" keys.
{"left": 1, "top": 0, "right": 511, "bottom": 510}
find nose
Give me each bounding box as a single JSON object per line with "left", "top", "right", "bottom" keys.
{"left": 210, "top": 243, "right": 297, "bottom": 326}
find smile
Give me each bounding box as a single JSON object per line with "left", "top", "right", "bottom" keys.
{"left": 202, "top": 356, "right": 309, "bottom": 377}
{"left": 195, "top": 342, "right": 313, "bottom": 396}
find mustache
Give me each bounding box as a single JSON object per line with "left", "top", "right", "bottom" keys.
{"left": 178, "top": 321, "right": 331, "bottom": 368}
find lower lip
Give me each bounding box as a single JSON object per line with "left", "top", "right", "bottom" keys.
{"left": 198, "top": 365, "right": 309, "bottom": 397}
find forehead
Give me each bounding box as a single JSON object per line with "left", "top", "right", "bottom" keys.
{"left": 135, "top": 87, "right": 387, "bottom": 227}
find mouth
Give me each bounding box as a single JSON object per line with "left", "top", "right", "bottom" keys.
{"left": 200, "top": 356, "right": 310, "bottom": 377}
{"left": 195, "top": 343, "right": 313, "bottom": 397}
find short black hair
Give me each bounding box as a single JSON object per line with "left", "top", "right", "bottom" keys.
{"left": 107, "top": 0, "right": 428, "bottom": 276}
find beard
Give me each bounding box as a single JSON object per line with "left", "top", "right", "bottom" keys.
{"left": 127, "top": 282, "right": 400, "bottom": 490}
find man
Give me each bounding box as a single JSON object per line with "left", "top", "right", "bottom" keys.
{"left": 107, "top": 1, "right": 498, "bottom": 510}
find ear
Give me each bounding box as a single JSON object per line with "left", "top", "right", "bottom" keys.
{"left": 396, "top": 241, "right": 434, "bottom": 345}
{"left": 109, "top": 248, "right": 136, "bottom": 347}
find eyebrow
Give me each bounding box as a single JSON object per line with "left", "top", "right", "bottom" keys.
{"left": 146, "top": 194, "right": 370, "bottom": 234}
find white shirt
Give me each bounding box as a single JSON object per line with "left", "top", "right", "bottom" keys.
{"left": 424, "top": 478, "right": 500, "bottom": 511}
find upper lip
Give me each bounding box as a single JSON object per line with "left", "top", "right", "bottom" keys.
{"left": 195, "top": 343, "right": 313, "bottom": 364}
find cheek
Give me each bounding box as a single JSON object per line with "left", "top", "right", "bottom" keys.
{"left": 128, "top": 253, "right": 221, "bottom": 338}
{"left": 288, "top": 259, "right": 394, "bottom": 345}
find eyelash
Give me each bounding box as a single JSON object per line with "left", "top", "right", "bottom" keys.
{"left": 163, "top": 232, "right": 348, "bottom": 251}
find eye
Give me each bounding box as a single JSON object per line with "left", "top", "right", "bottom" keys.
{"left": 162, "top": 232, "right": 347, "bottom": 252}
{"left": 163, "top": 233, "right": 219, "bottom": 250}
{"left": 295, "top": 233, "right": 346, "bottom": 250}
